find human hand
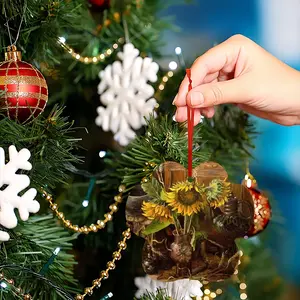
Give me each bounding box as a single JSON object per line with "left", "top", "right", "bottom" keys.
{"left": 173, "top": 34, "right": 300, "bottom": 126}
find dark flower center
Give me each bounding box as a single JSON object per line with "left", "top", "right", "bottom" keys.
{"left": 177, "top": 188, "right": 202, "bottom": 206}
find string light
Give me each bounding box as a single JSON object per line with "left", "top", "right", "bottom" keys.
{"left": 175, "top": 46, "right": 182, "bottom": 55}
{"left": 82, "top": 200, "right": 89, "bottom": 207}
{"left": 174, "top": 45, "right": 186, "bottom": 69}
{"left": 58, "top": 37, "right": 125, "bottom": 64}
{"left": 4, "top": 163, "right": 157, "bottom": 299}
{"left": 99, "top": 150, "right": 107, "bottom": 158}
{"left": 80, "top": 178, "right": 97, "bottom": 208}
{"left": 100, "top": 292, "right": 113, "bottom": 300}
{"left": 39, "top": 247, "right": 61, "bottom": 275}
{"left": 58, "top": 36, "right": 66, "bottom": 44}
{"left": 0, "top": 273, "right": 32, "bottom": 299}
{"left": 0, "top": 229, "right": 130, "bottom": 300}
{"left": 168, "top": 61, "right": 178, "bottom": 70}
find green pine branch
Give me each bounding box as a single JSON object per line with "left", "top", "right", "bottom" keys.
{"left": 0, "top": 106, "right": 81, "bottom": 192}
{"left": 201, "top": 105, "right": 257, "bottom": 177}
{"left": 0, "top": 0, "right": 178, "bottom": 103}
{"left": 48, "top": 0, "right": 176, "bottom": 102}
{"left": 58, "top": 170, "right": 123, "bottom": 248}
{"left": 0, "top": 0, "right": 86, "bottom": 64}
{"left": 0, "top": 215, "right": 79, "bottom": 300}
{"left": 118, "top": 106, "right": 256, "bottom": 188}
{"left": 118, "top": 115, "right": 211, "bottom": 188}
{"left": 135, "top": 289, "right": 172, "bottom": 300}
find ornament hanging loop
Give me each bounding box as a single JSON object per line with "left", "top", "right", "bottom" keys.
{"left": 3, "top": 0, "right": 27, "bottom": 48}
{"left": 5, "top": 45, "right": 22, "bottom": 61}
{"left": 186, "top": 69, "right": 194, "bottom": 179}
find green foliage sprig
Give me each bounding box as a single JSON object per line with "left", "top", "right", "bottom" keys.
{"left": 120, "top": 106, "right": 256, "bottom": 188}
{"left": 0, "top": 106, "right": 81, "bottom": 191}
{"left": 0, "top": 215, "right": 79, "bottom": 300}
{"left": 120, "top": 115, "right": 210, "bottom": 187}
{"left": 0, "top": 0, "right": 86, "bottom": 64}
{"left": 201, "top": 105, "right": 257, "bottom": 176}
{"left": 135, "top": 289, "right": 172, "bottom": 300}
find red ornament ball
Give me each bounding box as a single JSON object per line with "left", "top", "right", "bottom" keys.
{"left": 0, "top": 46, "right": 48, "bottom": 123}
{"left": 246, "top": 187, "right": 272, "bottom": 237}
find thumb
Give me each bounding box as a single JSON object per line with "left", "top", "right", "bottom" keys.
{"left": 186, "top": 78, "right": 248, "bottom": 108}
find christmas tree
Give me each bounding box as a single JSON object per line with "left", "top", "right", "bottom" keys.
{"left": 0, "top": 1, "right": 284, "bottom": 299}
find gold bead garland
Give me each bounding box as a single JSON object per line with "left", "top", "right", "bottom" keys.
{"left": 158, "top": 71, "right": 174, "bottom": 91}
{"left": 0, "top": 228, "right": 131, "bottom": 300}
{"left": 75, "top": 228, "right": 131, "bottom": 300}
{"left": 42, "top": 184, "right": 126, "bottom": 234}
{"left": 58, "top": 37, "right": 125, "bottom": 64}
{"left": 154, "top": 71, "right": 174, "bottom": 98}
{"left": 141, "top": 161, "right": 157, "bottom": 183}
{"left": 239, "top": 282, "right": 248, "bottom": 300}
{"left": 0, "top": 272, "right": 32, "bottom": 299}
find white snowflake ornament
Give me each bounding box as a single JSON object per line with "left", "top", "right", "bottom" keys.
{"left": 134, "top": 275, "right": 203, "bottom": 300}
{"left": 96, "top": 43, "right": 159, "bottom": 146}
{"left": 0, "top": 145, "right": 40, "bottom": 241}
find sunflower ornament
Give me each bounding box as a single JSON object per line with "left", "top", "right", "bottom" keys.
{"left": 126, "top": 161, "right": 254, "bottom": 283}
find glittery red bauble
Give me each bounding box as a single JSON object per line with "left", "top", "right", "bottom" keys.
{"left": 0, "top": 48, "right": 48, "bottom": 123}
{"left": 246, "top": 187, "right": 271, "bottom": 237}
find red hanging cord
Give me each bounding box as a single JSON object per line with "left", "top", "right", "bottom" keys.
{"left": 186, "top": 69, "right": 194, "bottom": 178}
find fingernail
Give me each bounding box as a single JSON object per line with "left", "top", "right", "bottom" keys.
{"left": 190, "top": 91, "right": 204, "bottom": 107}
{"left": 172, "top": 94, "right": 178, "bottom": 105}
{"left": 173, "top": 110, "right": 178, "bottom": 122}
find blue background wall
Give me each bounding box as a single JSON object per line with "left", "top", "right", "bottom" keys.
{"left": 162, "top": 0, "right": 300, "bottom": 284}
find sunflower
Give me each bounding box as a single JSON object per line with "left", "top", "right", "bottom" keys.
{"left": 161, "top": 181, "right": 205, "bottom": 216}
{"left": 142, "top": 202, "right": 174, "bottom": 223}
{"left": 206, "top": 179, "right": 231, "bottom": 208}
